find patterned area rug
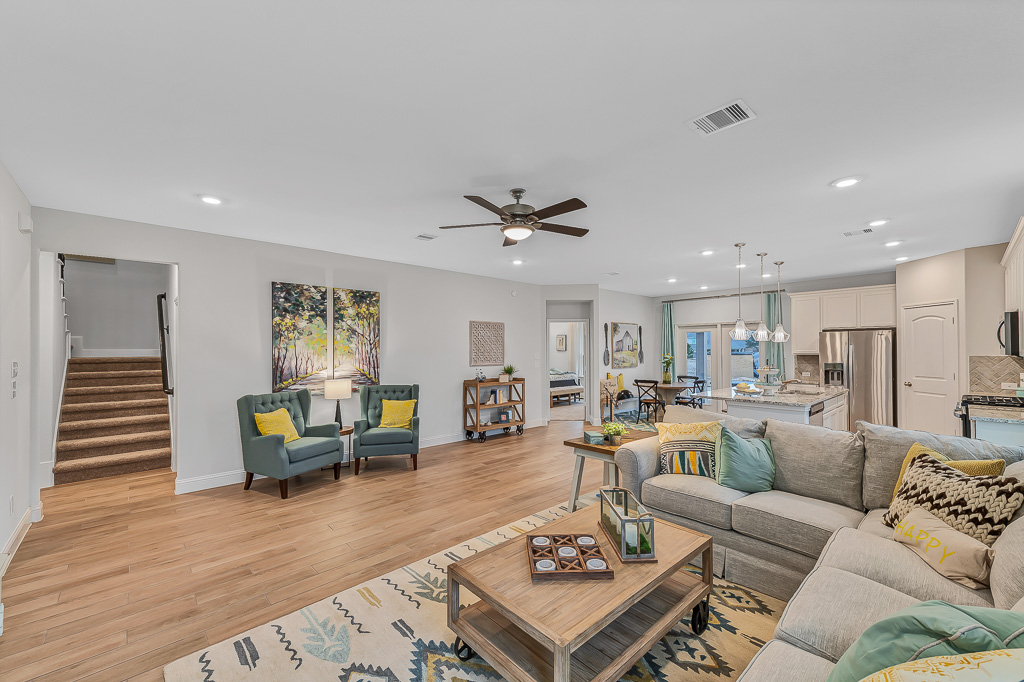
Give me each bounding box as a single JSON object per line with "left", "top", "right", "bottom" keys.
{"left": 164, "top": 505, "right": 784, "bottom": 681}
{"left": 606, "top": 410, "right": 657, "bottom": 432}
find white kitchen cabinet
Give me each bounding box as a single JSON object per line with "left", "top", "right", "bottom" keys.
{"left": 821, "top": 291, "right": 859, "bottom": 329}
{"left": 859, "top": 287, "right": 898, "bottom": 327}
{"left": 822, "top": 393, "right": 849, "bottom": 431}
{"left": 791, "top": 294, "right": 822, "bottom": 354}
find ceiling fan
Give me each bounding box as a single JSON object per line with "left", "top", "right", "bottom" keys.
{"left": 439, "top": 188, "right": 589, "bottom": 247}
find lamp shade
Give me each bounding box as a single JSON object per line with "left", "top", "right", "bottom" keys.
{"left": 324, "top": 379, "right": 352, "bottom": 400}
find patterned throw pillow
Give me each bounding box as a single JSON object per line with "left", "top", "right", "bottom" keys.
{"left": 859, "top": 650, "right": 1024, "bottom": 682}
{"left": 891, "top": 443, "right": 1005, "bottom": 501}
{"left": 883, "top": 453, "right": 1024, "bottom": 546}
{"left": 656, "top": 421, "right": 723, "bottom": 478}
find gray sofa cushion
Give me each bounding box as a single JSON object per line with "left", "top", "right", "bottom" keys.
{"left": 737, "top": 639, "right": 835, "bottom": 682}
{"left": 815, "top": 527, "right": 994, "bottom": 607}
{"left": 775, "top": 567, "right": 917, "bottom": 662}
{"left": 856, "top": 508, "right": 892, "bottom": 539}
{"left": 858, "top": 421, "right": 1024, "bottom": 510}
{"left": 359, "top": 427, "right": 414, "bottom": 445}
{"left": 284, "top": 436, "right": 339, "bottom": 463}
{"left": 663, "top": 405, "right": 767, "bottom": 439}
{"left": 766, "top": 419, "right": 865, "bottom": 509}
{"left": 641, "top": 474, "right": 749, "bottom": 530}
{"left": 732, "top": 490, "right": 865, "bottom": 558}
{"left": 991, "top": 516, "right": 1024, "bottom": 610}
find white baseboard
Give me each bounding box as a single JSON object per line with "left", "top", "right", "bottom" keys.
{"left": 73, "top": 348, "right": 159, "bottom": 358}
{"left": 176, "top": 421, "right": 547, "bottom": 494}
{"left": 2, "top": 507, "right": 32, "bottom": 557}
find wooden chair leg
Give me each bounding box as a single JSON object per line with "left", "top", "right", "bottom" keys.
{"left": 354, "top": 457, "right": 360, "bottom": 475}
{"left": 412, "top": 453, "right": 418, "bottom": 470}
{"left": 334, "top": 462, "right": 341, "bottom": 480}
{"left": 243, "top": 472, "right": 254, "bottom": 490}
{"left": 279, "top": 478, "right": 288, "bottom": 499}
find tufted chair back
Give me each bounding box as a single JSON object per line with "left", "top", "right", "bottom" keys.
{"left": 238, "top": 389, "right": 311, "bottom": 441}
{"left": 360, "top": 384, "right": 419, "bottom": 428}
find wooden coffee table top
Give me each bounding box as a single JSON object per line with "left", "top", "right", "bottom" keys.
{"left": 448, "top": 504, "right": 711, "bottom": 649}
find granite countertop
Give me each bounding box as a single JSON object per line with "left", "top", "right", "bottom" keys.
{"left": 695, "top": 386, "right": 848, "bottom": 408}
{"left": 970, "top": 406, "right": 1024, "bottom": 424}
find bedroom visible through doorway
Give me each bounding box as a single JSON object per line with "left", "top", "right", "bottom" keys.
{"left": 549, "top": 320, "right": 587, "bottom": 421}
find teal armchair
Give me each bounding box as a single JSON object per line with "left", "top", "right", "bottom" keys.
{"left": 352, "top": 384, "right": 419, "bottom": 475}
{"left": 236, "top": 389, "right": 344, "bottom": 498}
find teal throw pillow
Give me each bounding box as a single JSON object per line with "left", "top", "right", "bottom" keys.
{"left": 826, "top": 601, "right": 1024, "bottom": 682}
{"left": 717, "top": 427, "right": 775, "bottom": 493}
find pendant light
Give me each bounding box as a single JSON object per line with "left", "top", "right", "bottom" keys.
{"left": 752, "top": 253, "right": 771, "bottom": 342}
{"left": 729, "top": 243, "right": 750, "bottom": 341}
{"left": 770, "top": 261, "right": 791, "bottom": 343}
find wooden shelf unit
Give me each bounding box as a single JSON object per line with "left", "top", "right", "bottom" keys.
{"left": 464, "top": 378, "right": 526, "bottom": 442}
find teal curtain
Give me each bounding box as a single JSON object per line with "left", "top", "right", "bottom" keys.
{"left": 662, "top": 303, "right": 675, "bottom": 379}
{"left": 765, "top": 293, "right": 786, "bottom": 380}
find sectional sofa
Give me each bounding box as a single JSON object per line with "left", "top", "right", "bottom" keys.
{"left": 614, "top": 405, "right": 1024, "bottom": 679}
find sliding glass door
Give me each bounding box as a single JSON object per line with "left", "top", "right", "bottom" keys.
{"left": 675, "top": 325, "right": 718, "bottom": 392}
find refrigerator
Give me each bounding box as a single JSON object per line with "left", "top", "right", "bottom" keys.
{"left": 818, "top": 329, "right": 897, "bottom": 427}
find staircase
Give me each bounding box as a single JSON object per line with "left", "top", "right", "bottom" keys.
{"left": 53, "top": 357, "right": 171, "bottom": 484}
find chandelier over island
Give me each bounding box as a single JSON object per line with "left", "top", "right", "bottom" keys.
{"left": 729, "top": 243, "right": 750, "bottom": 341}
{"left": 770, "top": 261, "right": 791, "bottom": 343}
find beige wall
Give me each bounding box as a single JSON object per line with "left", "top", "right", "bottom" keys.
{"left": 964, "top": 243, "right": 1008, "bottom": 358}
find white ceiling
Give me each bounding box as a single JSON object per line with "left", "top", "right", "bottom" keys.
{"left": 2, "top": 1, "right": 1023, "bottom": 296}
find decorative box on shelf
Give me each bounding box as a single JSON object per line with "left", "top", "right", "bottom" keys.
{"left": 599, "top": 487, "right": 657, "bottom": 562}
{"left": 583, "top": 431, "right": 605, "bottom": 445}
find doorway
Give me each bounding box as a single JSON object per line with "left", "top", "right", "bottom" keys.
{"left": 675, "top": 326, "right": 718, "bottom": 392}
{"left": 901, "top": 302, "right": 959, "bottom": 435}
{"left": 548, "top": 320, "right": 588, "bottom": 421}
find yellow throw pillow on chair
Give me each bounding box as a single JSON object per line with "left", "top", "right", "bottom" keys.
{"left": 380, "top": 399, "right": 416, "bottom": 429}
{"left": 253, "top": 408, "right": 300, "bottom": 443}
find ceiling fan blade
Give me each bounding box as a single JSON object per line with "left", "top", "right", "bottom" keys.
{"left": 464, "top": 195, "right": 509, "bottom": 217}
{"left": 531, "top": 198, "right": 587, "bottom": 221}
{"left": 502, "top": 236, "right": 518, "bottom": 247}
{"left": 536, "top": 223, "right": 589, "bottom": 237}
{"left": 438, "top": 222, "right": 503, "bottom": 229}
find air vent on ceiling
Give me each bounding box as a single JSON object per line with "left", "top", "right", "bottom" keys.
{"left": 843, "top": 228, "right": 875, "bottom": 238}
{"left": 415, "top": 233, "right": 437, "bottom": 241}
{"left": 687, "top": 99, "right": 756, "bottom": 137}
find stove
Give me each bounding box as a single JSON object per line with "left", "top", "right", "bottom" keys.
{"left": 956, "top": 394, "right": 1024, "bottom": 436}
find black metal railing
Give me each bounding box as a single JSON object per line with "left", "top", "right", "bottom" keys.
{"left": 157, "top": 292, "right": 174, "bottom": 396}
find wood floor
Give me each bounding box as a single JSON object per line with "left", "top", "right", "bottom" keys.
{"left": 0, "top": 420, "right": 601, "bottom": 681}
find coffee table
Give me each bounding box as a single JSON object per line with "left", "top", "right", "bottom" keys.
{"left": 447, "top": 504, "right": 713, "bottom": 682}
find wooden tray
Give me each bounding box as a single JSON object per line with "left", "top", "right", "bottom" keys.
{"left": 526, "top": 533, "right": 614, "bottom": 581}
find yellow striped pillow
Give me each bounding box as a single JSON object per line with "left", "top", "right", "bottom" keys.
{"left": 656, "top": 421, "right": 723, "bottom": 478}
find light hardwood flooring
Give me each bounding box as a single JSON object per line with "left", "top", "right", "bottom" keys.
{"left": 0, "top": 420, "right": 601, "bottom": 681}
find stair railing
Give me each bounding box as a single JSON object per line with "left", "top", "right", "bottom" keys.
{"left": 157, "top": 293, "right": 174, "bottom": 396}
{"left": 52, "top": 254, "right": 72, "bottom": 479}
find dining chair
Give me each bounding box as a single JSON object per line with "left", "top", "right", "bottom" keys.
{"left": 633, "top": 380, "right": 665, "bottom": 423}
{"left": 675, "top": 375, "right": 707, "bottom": 409}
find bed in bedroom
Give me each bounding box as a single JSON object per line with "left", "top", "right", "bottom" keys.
{"left": 549, "top": 369, "right": 583, "bottom": 407}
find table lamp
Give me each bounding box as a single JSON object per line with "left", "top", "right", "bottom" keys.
{"left": 324, "top": 379, "right": 352, "bottom": 427}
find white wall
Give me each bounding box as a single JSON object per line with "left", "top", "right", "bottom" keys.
{"left": 30, "top": 252, "right": 65, "bottom": 495}
{"left": 0, "top": 159, "right": 33, "bottom": 553}
{"left": 964, "top": 243, "right": 1007, "bottom": 358}
{"left": 65, "top": 258, "right": 169, "bottom": 355}
{"left": 548, "top": 322, "right": 572, "bottom": 373}
{"left": 31, "top": 208, "right": 550, "bottom": 493}
{"left": 598, "top": 288, "right": 659, "bottom": 393}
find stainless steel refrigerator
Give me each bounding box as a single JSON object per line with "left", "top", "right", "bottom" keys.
{"left": 819, "top": 329, "right": 897, "bottom": 427}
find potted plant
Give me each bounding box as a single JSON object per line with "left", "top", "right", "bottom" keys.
{"left": 602, "top": 421, "right": 628, "bottom": 446}
{"left": 661, "top": 354, "right": 674, "bottom": 384}
{"left": 500, "top": 364, "right": 517, "bottom": 382}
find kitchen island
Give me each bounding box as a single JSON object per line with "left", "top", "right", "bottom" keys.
{"left": 696, "top": 386, "right": 850, "bottom": 430}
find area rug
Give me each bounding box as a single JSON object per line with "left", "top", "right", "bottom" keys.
{"left": 164, "top": 504, "right": 784, "bottom": 681}
{"left": 606, "top": 410, "right": 657, "bottom": 432}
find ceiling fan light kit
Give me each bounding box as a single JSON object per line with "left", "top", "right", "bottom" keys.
{"left": 729, "top": 243, "right": 751, "bottom": 341}
{"left": 438, "top": 188, "right": 588, "bottom": 247}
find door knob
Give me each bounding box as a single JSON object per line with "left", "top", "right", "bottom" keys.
{"left": 904, "top": 381, "right": 913, "bottom": 387}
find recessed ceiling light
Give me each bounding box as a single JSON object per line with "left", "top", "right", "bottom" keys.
{"left": 511, "top": 259, "right": 523, "bottom": 265}
{"left": 199, "top": 195, "right": 222, "bottom": 205}
{"left": 894, "top": 256, "right": 909, "bottom": 262}
{"left": 667, "top": 278, "right": 677, "bottom": 283}
{"left": 885, "top": 240, "right": 903, "bottom": 247}
{"left": 868, "top": 219, "right": 889, "bottom": 227}
{"left": 699, "top": 285, "right": 709, "bottom": 290}
{"left": 701, "top": 250, "right": 715, "bottom": 256}
{"left": 830, "top": 176, "right": 863, "bottom": 189}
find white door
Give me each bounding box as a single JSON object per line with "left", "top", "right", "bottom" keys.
{"left": 901, "top": 303, "right": 959, "bottom": 435}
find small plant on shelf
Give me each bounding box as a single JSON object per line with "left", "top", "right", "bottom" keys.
{"left": 602, "top": 421, "right": 627, "bottom": 445}
{"left": 500, "top": 364, "right": 518, "bottom": 381}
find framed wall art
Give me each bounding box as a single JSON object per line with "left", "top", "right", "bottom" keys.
{"left": 556, "top": 334, "right": 567, "bottom": 352}
{"left": 470, "top": 320, "right": 505, "bottom": 366}
{"left": 611, "top": 322, "right": 639, "bottom": 369}
{"left": 272, "top": 282, "right": 330, "bottom": 395}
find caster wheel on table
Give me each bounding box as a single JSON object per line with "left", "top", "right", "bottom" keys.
{"left": 516, "top": 425, "right": 524, "bottom": 435}
{"left": 503, "top": 427, "right": 511, "bottom": 433}
{"left": 453, "top": 636, "right": 476, "bottom": 661}
{"left": 690, "top": 598, "right": 710, "bottom": 635}
{"left": 465, "top": 430, "right": 474, "bottom": 441}
{"left": 478, "top": 433, "right": 487, "bottom": 442}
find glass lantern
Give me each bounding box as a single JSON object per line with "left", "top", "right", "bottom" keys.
{"left": 599, "top": 487, "right": 656, "bottom": 562}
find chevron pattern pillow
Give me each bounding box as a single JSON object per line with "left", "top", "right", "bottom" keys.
{"left": 883, "top": 453, "right": 1024, "bottom": 546}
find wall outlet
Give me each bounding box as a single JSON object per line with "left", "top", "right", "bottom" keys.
{"left": 10, "top": 362, "right": 17, "bottom": 378}
{"left": 1002, "top": 382, "right": 1017, "bottom": 390}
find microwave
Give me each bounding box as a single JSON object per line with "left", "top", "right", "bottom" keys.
{"left": 999, "top": 310, "right": 1020, "bottom": 356}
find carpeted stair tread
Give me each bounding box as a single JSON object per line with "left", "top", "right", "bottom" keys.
{"left": 64, "top": 383, "right": 164, "bottom": 395}
{"left": 59, "top": 414, "right": 170, "bottom": 432}
{"left": 52, "top": 448, "right": 171, "bottom": 473}
{"left": 66, "top": 370, "right": 162, "bottom": 379}
{"left": 69, "top": 356, "right": 161, "bottom": 363}
{"left": 56, "top": 430, "right": 171, "bottom": 452}
{"left": 62, "top": 398, "right": 168, "bottom": 414}
{"left": 52, "top": 449, "right": 171, "bottom": 484}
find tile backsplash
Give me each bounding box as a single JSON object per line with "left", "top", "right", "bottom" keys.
{"left": 795, "top": 355, "right": 821, "bottom": 384}
{"left": 969, "top": 355, "right": 1024, "bottom": 395}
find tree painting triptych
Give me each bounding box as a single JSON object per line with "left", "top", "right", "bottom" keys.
{"left": 272, "top": 282, "right": 380, "bottom": 395}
